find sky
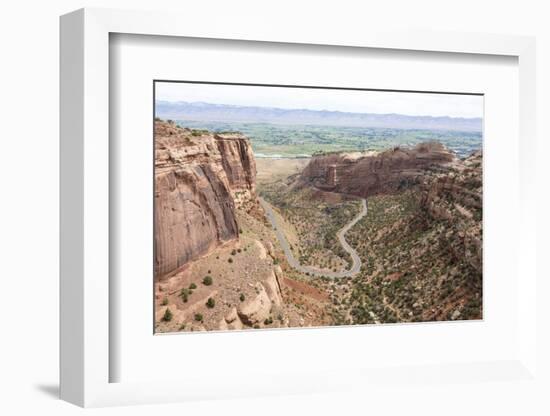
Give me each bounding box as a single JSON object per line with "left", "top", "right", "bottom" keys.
{"left": 155, "top": 82, "right": 484, "bottom": 119}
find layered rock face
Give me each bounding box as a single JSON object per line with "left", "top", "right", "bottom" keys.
{"left": 417, "top": 150, "right": 483, "bottom": 274}
{"left": 300, "top": 142, "right": 456, "bottom": 198}
{"left": 154, "top": 121, "right": 256, "bottom": 278}
{"left": 215, "top": 134, "right": 256, "bottom": 194}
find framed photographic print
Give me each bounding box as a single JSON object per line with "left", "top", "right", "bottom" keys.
{"left": 60, "top": 8, "right": 538, "bottom": 408}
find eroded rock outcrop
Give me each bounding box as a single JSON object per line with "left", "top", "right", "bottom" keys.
{"left": 154, "top": 121, "right": 256, "bottom": 278}
{"left": 215, "top": 133, "right": 256, "bottom": 194}
{"left": 237, "top": 283, "right": 272, "bottom": 325}
{"left": 417, "top": 150, "right": 483, "bottom": 274}
{"left": 299, "top": 142, "right": 456, "bottom": 198}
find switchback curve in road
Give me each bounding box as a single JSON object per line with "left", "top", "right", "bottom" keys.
{"left": 258, "top": 197, "right": 367, "bottom": 278}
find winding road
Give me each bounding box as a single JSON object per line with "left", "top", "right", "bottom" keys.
{"left": 258, "top": 197, "right": 367, "bottom": 278}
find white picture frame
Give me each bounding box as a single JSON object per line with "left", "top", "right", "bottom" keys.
{"left": 60, "top": 7, "right": 538, "bottom": 407}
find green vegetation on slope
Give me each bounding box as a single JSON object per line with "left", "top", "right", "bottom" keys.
{"left": 260, "top": 182, "right": 361, "bottom": 273}
{"left": 333, "top": 188, "right": 482, "bottom": 325}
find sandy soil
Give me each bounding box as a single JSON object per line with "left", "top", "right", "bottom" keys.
{"left": 255, "top": 158, "right": 310, "bottom": 185}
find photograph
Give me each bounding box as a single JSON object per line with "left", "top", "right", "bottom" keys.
{"left": 153, "top": 81, "right": 483, "bottom": 333}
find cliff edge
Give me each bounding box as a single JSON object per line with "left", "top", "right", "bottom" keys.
{"left": 154, "top": 120, "right": 256, "bottom": 278}
{"left": 299, "top": 142, "right": 456, "bottom": 197}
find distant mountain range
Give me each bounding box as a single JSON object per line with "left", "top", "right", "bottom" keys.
{"left": 155, "top": 101, "right": 483, "bottom": 132}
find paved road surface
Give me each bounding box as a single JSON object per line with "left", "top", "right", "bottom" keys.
{"left": 258, "top": 197, "right": 367, "bottom": 278}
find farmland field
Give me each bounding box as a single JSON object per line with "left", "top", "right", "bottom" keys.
{"left": 175, "top": 120, "right": 482, "bottom": 158}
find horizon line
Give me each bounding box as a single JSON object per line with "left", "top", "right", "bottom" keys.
{"left": 155, "top": 99, "right": 483, "bottom": 121}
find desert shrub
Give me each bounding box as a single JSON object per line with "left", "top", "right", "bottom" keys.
{"left": 194, "top": 313, "right": 203, "bottom": 322}
{"left": 239, "top": 293, "right": 245, "bottom": 302}
{"left": 161, "top": 297, "right": 168, "bottom": 306}
{"left": 202, "top": 276, "right": 213, "bottom": 286}
{"left": 206, "top": 297, "right": 215, "bottom": 308}
{"left": 162, "top": 308, "right": 173, "bottom": 322}
{"left": 231, "top": 249, "right": 237, "bottom": 256}
{"left": 228, "top": 258, "right": 233, "bottom": 264}
{"left": 189, "top": 283, "right": 197, "bottom": 290}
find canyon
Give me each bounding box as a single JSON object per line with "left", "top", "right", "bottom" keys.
{"left": 294, "top": 144, "right": 482, "bottom": 323}
{"left": 154, "top": 119, "right": 483, "bottom": 332}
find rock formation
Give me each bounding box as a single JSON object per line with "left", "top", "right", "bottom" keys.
{"left": 214, "top": 133, "right": 257, "bottom": 195}
{"left": 417, "top": 150, "right": 483, "bottom": 274}
{"left": 299, "top": 142, "right": 456, "bottom": 198}
{"left": 154, "top": 121, "right": 256, "bottom": 278}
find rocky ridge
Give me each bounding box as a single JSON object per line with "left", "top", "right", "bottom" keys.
{"left": 417, "top": 150, "right": 482, "bottom": 275}
{"left": 299, "top": 142, "right": 456, "bottom": 198}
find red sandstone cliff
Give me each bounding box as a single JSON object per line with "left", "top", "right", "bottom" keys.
{"left": 299, "top": 142, "right": 456, "bottom": 197}
{"left": 154, "top": 121, "right": 256, "bottom": 278}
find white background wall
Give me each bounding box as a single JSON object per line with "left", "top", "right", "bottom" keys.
{"left": 0, "top": 1, "right": 548, "bottom": 415}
